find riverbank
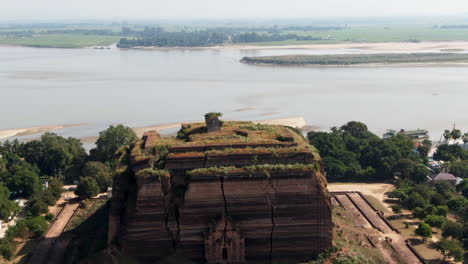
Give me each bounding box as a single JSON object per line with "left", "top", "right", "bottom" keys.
{"left": 133, "top": 40, "right": 468, "bottom": 51}
{"left": 4, "top": 40, "right": 468, "bottom": 51}
{"left": 0, "top": 123, "right": 92, "bottom": 140}
{"left": 241, "top": 53, "right": 468, "bottom": 66}
{"left": 1, "top": 117, "right": 310, "bottom": 144}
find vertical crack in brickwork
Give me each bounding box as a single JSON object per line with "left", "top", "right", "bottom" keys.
{"left": 220, "top": 176, "right": 228, "bottom": 244}
{"left": 265, "top": 178, "right": 277, "bottom": 264}
{"left": 161, "top": 178, "right": 177, "bottom": 250}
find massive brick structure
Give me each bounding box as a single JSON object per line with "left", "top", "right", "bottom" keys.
{"left": 108, "top": 116, "right": 332, "bottom": 264}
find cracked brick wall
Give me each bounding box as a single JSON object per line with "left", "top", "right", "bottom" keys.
{"left": 109, "top": 126, "right": 332, "bottom": 264}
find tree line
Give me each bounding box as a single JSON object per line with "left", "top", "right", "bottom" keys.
{"left": 118, "top": 26, "right": 323, "bottom": 48}
{"left": 308, "top": 121, "right": 466, "bottom": 261}
{"left": 0, "top": 124, "right": 137, "bottom": 260}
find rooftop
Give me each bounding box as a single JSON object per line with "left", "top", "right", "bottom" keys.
{"left": 430, "top": 173, "right": 457, "bottom": 181}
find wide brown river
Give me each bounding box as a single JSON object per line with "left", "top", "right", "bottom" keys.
{"left": 1, "top": 46, "right": 467, "bottom": 140}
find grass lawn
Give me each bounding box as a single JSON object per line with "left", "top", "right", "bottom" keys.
{"left": 0, "top": 34, "right": 121, "bottom": 48}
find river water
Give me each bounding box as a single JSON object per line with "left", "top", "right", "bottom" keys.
{"left": 1, "top": 46, "right": 467, "bottom": 140}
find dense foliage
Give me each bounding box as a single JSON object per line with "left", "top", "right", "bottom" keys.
{"left": 307, "top": 121, "right": 420, "bottom": 181}
{"left": 0, "top": 124, "right": 135, "bottom": 260}
{"left": 90, "top": 124, "right": 137, "bottom": 165}
{"left": 118, "top": 26, "right": 322, "bottom": 47}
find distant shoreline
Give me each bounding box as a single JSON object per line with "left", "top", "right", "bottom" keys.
{"left": 241, "top": 53, "right": 468, "bottom": 67}
{"left": 0, "top": 117, "right": 310, "bottom": 144}
{"left": 0, "top": 123, "right": 93, "bottom": 140}
{"left": 2, "top": 40, "right": 468, "bottom": 51}
{"left": 127, "top": 40, "right": 468, "bottom": 51}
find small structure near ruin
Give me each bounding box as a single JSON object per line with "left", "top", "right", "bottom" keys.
{"left": 108, "top": 114, "right": 332, "bottom": 264}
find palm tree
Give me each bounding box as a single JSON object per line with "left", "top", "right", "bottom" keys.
{"left": 451, "top": 129, "right": 462, "bottom": 141}
{"left": 463, "top": 133, "right": 468, "bottom": 144}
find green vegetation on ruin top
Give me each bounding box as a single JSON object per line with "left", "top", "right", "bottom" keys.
{"left": 187, "top": 163, "right": 317, "bottom": 177}
{"left": 135, "top": 168, "right": 169, "bottom": 178}
{"left": 176, "top": 121, "right": 307, "bottom": 146}
{"left": 241, "top": 53, "right": 468, "bottom": 66}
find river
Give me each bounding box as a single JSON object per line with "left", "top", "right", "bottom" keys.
{"left": 1, "top": 45, "right": 467, "bottom": 141}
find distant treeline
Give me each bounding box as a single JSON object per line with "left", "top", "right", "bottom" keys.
{"left": 434, "top": 25, "right": 468, "bottom": 29}
{"left": 118, "top": 26, "right": 323, "bottom": 47}
{"left": 283, "top": 26, "right": 343, "bottom": 31}
{"left": 0, "top": 30, "right": 34, "bottom": 37}
{"left": 44, "top": 29, "right": 118, "bottom": 35}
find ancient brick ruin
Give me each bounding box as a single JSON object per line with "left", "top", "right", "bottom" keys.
{"left": 108, "top": 116, "right": 332, "bottom": 264}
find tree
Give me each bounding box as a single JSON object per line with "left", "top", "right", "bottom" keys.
{"left": 405, "top": 192, "right": 428, "bottom": 210}
{"left": 75, "top": 177, "right": 100, "bottom": 199}
{"left": 339, "top": 121, "right": 369, "bottom": 137}
{"left": 0, "top": 184, "right": 18, "bottom": 220}
{"left": 0, "top": 158, "right": 7, "bottom": 182}
{"left": 442, "top": 220, "right": 464, "bottom": 240}
{"left": 393, "top": 159, "right": 415, "bottom": 179}
{"left": 449, "top": 160, "right": 468, "bottom": 178}
{"left": 28, "top": 197, "right": 48, "bottom": 216}
{"left": 451, "top": 129, "right": 462, "bottom": 140}
{"left": 447, "top": 196, "right": 468, "bottom": 212}
{"left": 443, "top": 130, "right": 451, "bottom": 141}
{"left": 423, "top": 214, "right": 446, "bottom": 228}
{"left": 81, "top": 161, "right": 112, "bottom": 192}
{"left": 435, "top": 239, "right": 464, "bottom": 262}
{"left": 433, "top": 144, "right": 463, "bottom": 161}
{"left": 434, "top": 181, "right": 455, "bottom": 198}
{"left": 25, "top": 216, "right": 48, "bottom": 238}
{"left": 391, "top": 204, "right": 402, "bottom": 214}
{"left": 22, "top": 133, "right": 87, "bottom": 177}
{"left": 0, "top": 238, "right": 15, "bottom": 260}
{"left": 463, "top": 133, "right": 468, "bottom": 144}
{"left": 90, "top": 125, "right": 137, "bottom": 164}
{"left": 415, "top": 222, "right": 432, "bottom": 241}
{"left": 435, "top": 205, "right": 448, "bottom": 217}
{"left": 412, "top": 164, "right": 429, "bottom": 183}
{"left": 48, "top": 178, "right": 63, "bottom": 200}
{"left": 6, "top": 160, "right": 40, "bottom": 197}
{"left": 416, "top": 139, "right": 432, "bottom": 160}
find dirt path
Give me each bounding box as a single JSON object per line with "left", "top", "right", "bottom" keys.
{"left": 45, "top": 203, "right": 79, "bottom": 238}
{"left": 328, "top": 183, "right": 395, "bottom": 211}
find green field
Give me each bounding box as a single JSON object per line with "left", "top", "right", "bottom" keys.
{"left": 0, "top": 34, "right": 121, "bottom": 48}
{"left": 231, "top": 25, "right": 468, "bottom": 46}
{"left": 241, "top": 53, "right": 468, "bottom": 65}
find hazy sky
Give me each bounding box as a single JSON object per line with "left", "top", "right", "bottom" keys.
{"left": 2, "top": 0, "right": 468, "bottom": 20}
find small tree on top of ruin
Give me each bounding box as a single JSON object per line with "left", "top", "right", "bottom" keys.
{"left": 205, "top": 112, "right": 223, "bottom": 133}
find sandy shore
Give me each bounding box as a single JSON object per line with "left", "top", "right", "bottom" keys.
{"left": 244, "top": 61, "right": 468, "bottom": 68}
{"left": 135, "top": 40, "right": 468, "bottom": 51}
{"left": 0, "top": 123, "right": 92, "bottom": 140}
{"left": 80, "top": 116, "right": 309, "bottom": 144}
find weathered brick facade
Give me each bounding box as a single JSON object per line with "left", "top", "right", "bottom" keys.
{"left": 108, "top": 120, "right": 332, "bottom": 264}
